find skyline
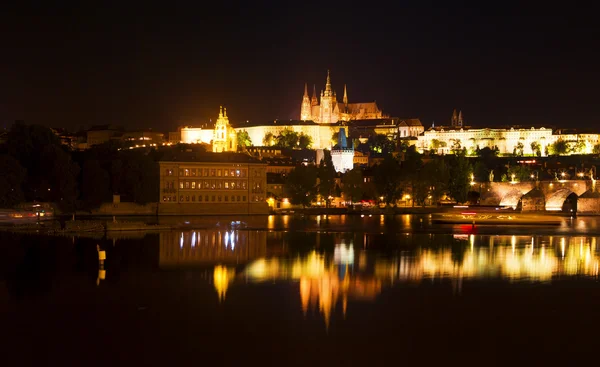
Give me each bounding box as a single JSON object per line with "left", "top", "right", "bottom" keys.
{"left": 1, "top": 4, "right": 599, "bottom": 131}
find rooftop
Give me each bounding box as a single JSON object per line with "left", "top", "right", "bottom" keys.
{"left": 160, "top": 151, "right": 264, "bottom": 164}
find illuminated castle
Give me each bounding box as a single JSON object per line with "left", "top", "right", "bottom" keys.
{"left": 300, "top": 70, "right": 385, "bottom": 123}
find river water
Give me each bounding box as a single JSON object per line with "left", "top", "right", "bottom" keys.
{"left": 3, "top": 214, "right": 600, "bottom": 366}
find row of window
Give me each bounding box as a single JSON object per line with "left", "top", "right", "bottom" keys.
{"left": 162, "top": 195, "right": 265, "bottom": 203}
{"left": 165, "top": 168, "right": 247, "bottom": 178}
{"left": 163, "top": 195, "right": 247, "bottom": 203}
{"left": 172, "top": 180, "right": 248, "bottom": 190}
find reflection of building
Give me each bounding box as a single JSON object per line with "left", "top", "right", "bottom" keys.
{"left": 158, "top": 152, "right": 269, "bottom": 215}
{"left": 213, "top": 265, "right": 235, "bottom": 302}
{"left": 300, "top": 71, "right": 385, "bottom": 123}
{"left": 374, "top": 235, "right": 600, "bottom": 283}
{"left": 158, "top": 230, "right": 267, "bottom": 268}
{"left": 243, "top": 244, "right": 382, "bottom": 328}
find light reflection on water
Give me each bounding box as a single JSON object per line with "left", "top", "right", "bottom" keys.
{"left": 158, "top": 230, "right": 600, "bottom": 327}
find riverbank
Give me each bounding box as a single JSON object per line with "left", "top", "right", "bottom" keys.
{"left": 0, "top": 219, "right": 175, "bottom": 236}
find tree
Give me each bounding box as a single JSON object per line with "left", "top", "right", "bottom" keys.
{"left": 430, "top": 139, "right": 441, "bottom": 150}
{"left": 0, "top": 155, "right": 26, "bottom": 207}
{"left": 572, "top": 140, "right": 586, "bottom": 154}
{"left": 342, "top": 167, "right": 363, "bottom": 203}
{"left": 263, "top": 132, "right": 275, "bottom": 146}
{"left": 594, "top": 143, "right": 600, "bottom": 155}
{"left": 472, "top": 161, "right": 489, "bottom": 182}
{"left": 530, "top": 141, "right": 541, "bottom": 157}
{"left": 81, "top": 159, "right": 111, "bottom": 209}
{"left": 373, "top": 155, "right": 403, "bottom": 206}
{"left": 275, "top": 129, "right": 299, "bottom": 148}
{"left": 515, "top": 141, "right": 524, "bottom": 156}
{"left": 284, "top": 165, "right": 318, "bottom": 208}
{"left": 368, "top": 134, "right": 396, "bottom": 154}
{"left": 447, "top": 153, "right": 471, "bottom": 204}
{"left": 451, "top": 139, "right": 462, "bottom": 154}
{"left": 416, "top": 157, "right": 449, "bottom": 205}
{"left": 317, "top": 150, "right": 336, "bottom": 207}
{"left": 507, "top": 164, "right": 532, "bottom": 182}
{"left": 400, "top": 146, "right": 423, "bottom": 207}
{"left": 38, "top": 145, "right": 80, "bottom": 211}
{"left": 237, "top": 130, "right": 252, "bottom": 149}
{"left": 549, "top": 139, "right": 568, "bottom": 155}
{"left": 298, "top": 133, "right": 313, "bottom": 149}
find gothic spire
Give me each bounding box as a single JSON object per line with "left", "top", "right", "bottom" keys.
{"left": 219, "top": 105, "right": 223, "bottom": 118}
{"left": 325, "top": 70, "right": 331, "bottom": 92}
{"left": 343, "top": 84, "right": 348, "bottom": 104}
{"left": 303, "top": 83, "right": 308, "bottom": 97}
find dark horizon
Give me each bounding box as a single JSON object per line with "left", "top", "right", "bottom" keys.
{"left": 1, "top": 4, "right": 599, "bottom": 132}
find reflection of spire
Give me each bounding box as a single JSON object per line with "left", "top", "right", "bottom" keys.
{"left": 300, "top": 277, "right": 310, "bottom": 316}
{"left": 213, "top": 265, "right": 235, "bottom": 302}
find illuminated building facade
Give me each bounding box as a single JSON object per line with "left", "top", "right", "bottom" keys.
{"left": 417, "top": 111, "right": 600, "bottom": 155}
{"left": 331, "top": 127, "right": 354, "bottom": 173}
{"left": 158, "top": 152, "right": 269, "bottom": 215}
{"left": 212, "top": 106, "right": 237, "bottom": 152}
{"left": 300, "top": 70, "right": 385, "bottom": 123}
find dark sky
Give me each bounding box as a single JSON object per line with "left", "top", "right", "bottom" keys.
{"left": 1, "top": 3, "right": 599, "bottom": 132}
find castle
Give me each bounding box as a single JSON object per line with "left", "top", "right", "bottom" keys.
{"left": 300, "top": 71, "right": 385, "bottom": 123}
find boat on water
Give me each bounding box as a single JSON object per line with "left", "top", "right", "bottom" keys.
{"left": 432, "top": 207, "right": 564, "bottom": 225}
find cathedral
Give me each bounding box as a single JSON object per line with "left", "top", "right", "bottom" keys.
{"left": 300, "top": 71, "right": 386, "bottom": 123}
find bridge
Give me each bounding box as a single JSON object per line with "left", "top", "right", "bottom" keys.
{"left": 477, "top": 180, "right": 600, "bottom": 214}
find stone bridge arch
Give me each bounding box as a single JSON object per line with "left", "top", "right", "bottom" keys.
{"left": 545, "top": 188, "right": 577, "bottom": 213}
{"left": 499, "top": 189, "right": 524, "bottom": 209}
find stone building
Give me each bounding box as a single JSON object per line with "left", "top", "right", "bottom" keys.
{"left": 158, "top": 152, "right": 268, "bottom": 215}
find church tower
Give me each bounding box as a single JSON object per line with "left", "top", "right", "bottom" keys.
{"left": 213, "top": 106, "right": 237, "bottom": 152}
{"left": 319, "top": 70, "right": 335, "bottom": 124}
{"left": 451, "top": 109, "right": 458, "bottom": 127}
{"left": 458, "top": 110, "right": 463, "bottom": 127}
{"left": 300, "top": 83, "right": 312, "bottom": 121}
{"left": 311, "top": 85, "right": 318, "bottom": 106}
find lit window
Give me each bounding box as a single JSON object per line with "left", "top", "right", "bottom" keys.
{"left": 179, "top": 182, "right": 184, "bottom": 189}
{"left": 210, "top": 169, "right": 215, "bottom": 176}
{"left": 185, "top": 182, "right": 190, "bottom": 189}
{"left": 236, "top": 170, "right": 240, "bottom": 177}
{"left": 185, "top": 169, "right": 189, "bottom": 176}
{"left": 224, "top": 170, "right": 229, "bottom": 177}
{"left": 191, "top": 182, "right": 196, "bottom": 189}
{"left": 225, "top": 182, "right": 229, "bottom": 189}
{"left": 217, "top": 169, "right": 222, "bottom": 176}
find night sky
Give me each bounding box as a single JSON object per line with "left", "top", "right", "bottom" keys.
{"left": 1, "top": 3, "right": 599, "bottom": 132}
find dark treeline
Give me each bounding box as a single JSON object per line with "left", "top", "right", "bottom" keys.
{"left": 0, "top": 122, "right": 174, "bottom": 212}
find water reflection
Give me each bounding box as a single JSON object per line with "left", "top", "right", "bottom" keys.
{"left": 159, "top": 229, "right": 267, "bottom": 268}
